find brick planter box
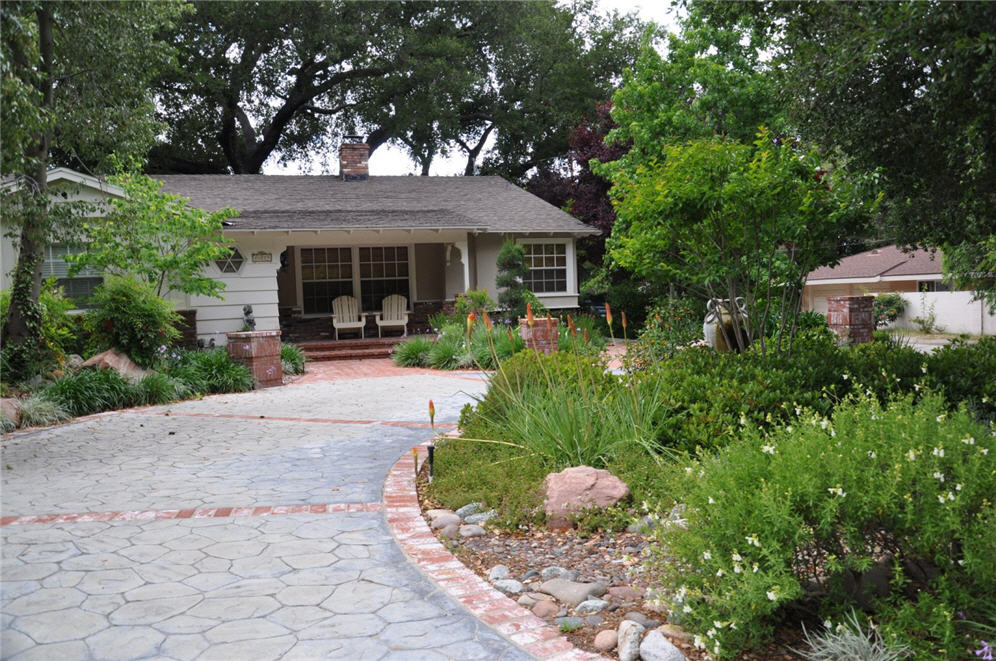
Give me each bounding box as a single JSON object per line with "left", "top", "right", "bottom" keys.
{"left": 827, "top": 295, "right": 874, "bottom": 345}
{"left": 226, "top": 330, "right": 283, "bottom": 388}
{"left": 519, "top": 318, "right": 560, "bottom": 355}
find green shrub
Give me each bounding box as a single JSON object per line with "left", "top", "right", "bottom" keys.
{"left": 42, "top": 368, "right": 141, "bottom": 417}
{"left": 166, "top": 349, "right": 253, "bottom": 394}
{"left": 454, "top": 288, "right": 495, "bottom": 319}
{"left": 558, "top": 313, "right": 607, "bottom": 355}
{"left": 496, "top": 239, "right": 529, "bottom": 320}
{"left": 280, "top": 342, "right": 306, "bottom": 375}
{"left": 85, "top": 276, "right": 180, "bottom": 367}
{"left": 17, "top": 394, "right": 71, "bottom": 427}
{"left": 627, "top": 296, "right": 704, "bottom": 365}
{"left": 926, "top": 337, "right": 996, "bottom": 423}
{"left": 873, "top": 293, "right": 906, "bottom": 328}
{"left": 645, "top": 393, "right": 994, "bottom": 658}
{"left": 427, "top": 310, "right": 457, "bottom": 333}
{"left": 137, "top": 372, "right": 192, "bottom": 405}
{"left": 392, "top": 335, "right": 434, "bottom": 367}
{"left": 0, "top": 278, "right": 80, "bottom": 380}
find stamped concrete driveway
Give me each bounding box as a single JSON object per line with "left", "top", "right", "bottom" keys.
{"left": 1, "top": 370, "right": 533, "bottom": 661}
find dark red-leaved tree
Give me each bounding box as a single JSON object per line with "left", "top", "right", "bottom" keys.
{"left": 527, "top": 102, "right": 661, "bottom": 325}
{"left": 527, "top": 101, "right": 630, "bottom": 267}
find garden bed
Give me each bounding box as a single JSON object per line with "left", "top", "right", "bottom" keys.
{"left": 417, "top": 466, "right": 802, "bottom": 659}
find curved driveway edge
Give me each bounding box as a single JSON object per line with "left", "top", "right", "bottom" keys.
{"left": 383, "top": 442, "right": 605, "bottom": 661}
{"left": 2, "top": 370, "right": 542, "bottom": 660}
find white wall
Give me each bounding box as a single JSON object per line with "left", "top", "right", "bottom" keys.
{"left": 188, "top": 234, "right": 287, "bottom": 346}
{"left": 894, "top": 291, "right": 996, "bottom": 336}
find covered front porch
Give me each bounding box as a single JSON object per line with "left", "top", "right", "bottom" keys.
{"left": 273, "top": 228, "right": 475, "bottom": 341}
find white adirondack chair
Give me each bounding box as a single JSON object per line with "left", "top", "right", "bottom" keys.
{"left": 331, "top": 295, "right": 366, "bottom": 340}
{"left": 375, "top": 295, "right": 409, "bottom": 337}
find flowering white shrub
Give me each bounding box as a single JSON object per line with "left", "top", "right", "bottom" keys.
{"left": 644, "top": 392, "right": 995, "bottom": 658}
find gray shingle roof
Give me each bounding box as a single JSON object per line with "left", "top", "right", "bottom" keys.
{"left": 156, "top": 175, "right": 598, "bottom": 235}
{"left": 808, "top": 245, "right": 943, "bottom": 281}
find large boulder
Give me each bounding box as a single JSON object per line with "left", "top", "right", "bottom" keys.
{"left": 80, "top": 349, "right": 149, "bottom": 382}
{"left": 1, "top": 398, "right": 21, "bottom": 427}
{"left": 543, "top": 466, "right": 630, "bottom": 517}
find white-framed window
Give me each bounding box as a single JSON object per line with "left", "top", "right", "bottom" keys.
{"left": 300, "top": 247, "right": 353, "bottom": 315}
{"left": 41, "top": 244, "right": 102, "bottom": 304}
{"left": 358, "top": 246, "right": 409, "bottom": 311}
{"left": 520, "top": 241, "right": 569, "bottom": 294}
{"left": 296, "top": 245, "right": 414, "bottom": 315}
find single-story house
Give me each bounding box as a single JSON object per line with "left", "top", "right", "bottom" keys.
{"left": 803, "top": 245, "right": 995, "bottom": 335}
{"left": 1, "top": 141, "right": 598, "bottom": 345}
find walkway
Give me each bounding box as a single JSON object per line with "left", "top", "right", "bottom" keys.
{"left": 0, "top": 365, "right": 536, "bottom": 660}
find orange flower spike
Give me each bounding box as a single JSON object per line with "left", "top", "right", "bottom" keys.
{"left": 507, "top": 327, "right": 515, "bottom": 344}
{"left": 466, "top": 312, "right": 475, "bottom": 337}
{"left": 545, "top": 315, "right": 553, "bottom": 332}
{"left": 604, "top": 302, "right": 613, "bottom": 329}
{"left": 482, "top": 309, "right": 493, "bottom": 330}
{"left": 584, "top": 328, "right": 590, "bottom": 343}
{"left": 428, "top": 399, "right": 436, "bottom": 427}
{"left": 567, "top": 314, "right": 576, "bottom": 337}
{"left": 621, "top": 310, "right": 628, "bottom": 331}
{"left": 526, "top": 302, "right": 535, "bottom": 327}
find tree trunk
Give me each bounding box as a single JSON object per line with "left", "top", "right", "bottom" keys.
{"left": 1, "top": 7, "right": 53, "bottom": 365}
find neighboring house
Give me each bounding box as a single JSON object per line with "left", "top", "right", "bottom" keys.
{"left": 803, "top": 245, "right": 996, "bottom": 335}
{"left": 0, "top": 168, "right": 124, "bottom": 306}
{"left": 1, "top": 140, "right": 598, "bottom": 344}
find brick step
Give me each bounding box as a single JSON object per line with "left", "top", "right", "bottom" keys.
{"left": 304, "top": 348, "right": 396, "bottom": 362}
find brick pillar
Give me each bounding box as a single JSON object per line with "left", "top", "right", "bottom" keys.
{"left": 226, "top": 330, "right": 283, "bottom": 388}
{"left": 826, "top": 295, "right": 874, "bottom": 345}
{"left": 519, "top": 317, "right": 560, "bottom": 355}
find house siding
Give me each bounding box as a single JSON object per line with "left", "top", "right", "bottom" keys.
{"left": 414, "top": 243, "right": 446, "bottom": 301}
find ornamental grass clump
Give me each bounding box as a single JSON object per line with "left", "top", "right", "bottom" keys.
{"left": 457, "top": 327, "right": 673, "bottom": 469}
{"left": 796, "top": 610, "right": 911, "bottom": 661}
{"left": 392, "top": 335, "right": 434, "bottom": 367}
{"left": 645, "top": 391, "right": 994, "bottom": 659}
{"left": 166, "top": 348, "right": 253, "bottom": 394}
{"left": 42, "top": 367, "right": 141, "bottom": 417}
{"left": 280, "top": 342, "right": 306, "bottom": 375}
{"left": 17, "top": 394, "right": 71, "bottom": 427}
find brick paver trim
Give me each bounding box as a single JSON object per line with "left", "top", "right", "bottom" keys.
{"left": 383, "top": 442, "right": 606, "bottom": 661}
{"left": 0, "top": 501, "right": 383, "bottom": 527}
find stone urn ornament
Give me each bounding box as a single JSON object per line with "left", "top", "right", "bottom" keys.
{"left": 703, "top": 297, "right": 749, "bottom": 352}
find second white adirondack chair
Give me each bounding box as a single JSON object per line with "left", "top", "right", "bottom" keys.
{"left": 375, "top": 295, "right": 409, "bottom": 337}
{"left": 331, "top": 295, "right": 366, "bottom": 340}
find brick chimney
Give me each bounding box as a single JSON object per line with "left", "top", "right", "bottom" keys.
{"left": 339, "top": 135, "right": 369, "bottom": 181}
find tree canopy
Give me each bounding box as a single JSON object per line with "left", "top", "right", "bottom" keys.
{"left": 603, "top": 131, "right": 875, "bottom": 352}
{"left": 692, "top": 0, "right": 996, "bottom": 308}
{"left": 1, "top": 0, "right": 183, "bottom": 380}
{"left": 148, "top": 0, "right": 645, "bottom": 179}
{"left": 67, "top": 168, "right": 236, "bottom": 299}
